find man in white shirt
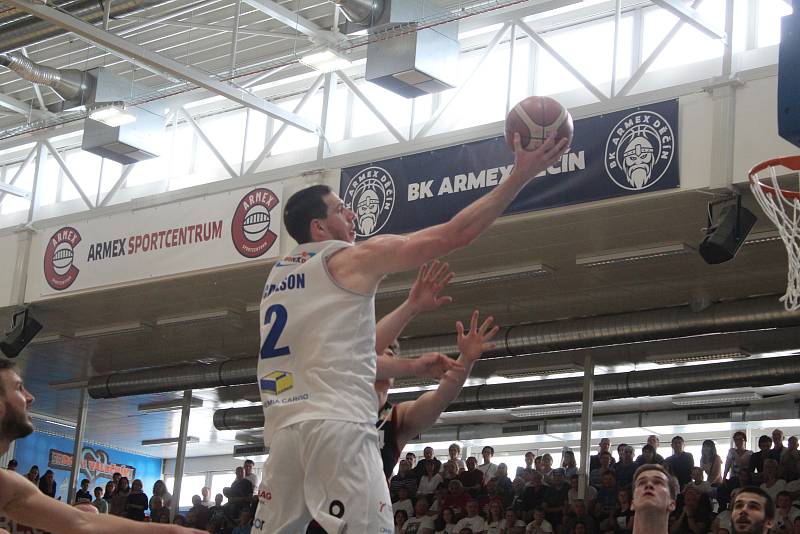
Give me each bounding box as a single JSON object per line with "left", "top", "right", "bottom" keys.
{"left": 478, "top": 446, "right": 498, "bottom": 482}
{"left": 454, "top": 500, "right": 488, "bottom": 534}
{"left": 402, "top": 499, "right": 435, "bottom": 534}
{"left": 243, "top": 460, "right": 258, "bottom": 490}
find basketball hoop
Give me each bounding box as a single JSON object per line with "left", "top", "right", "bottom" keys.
{"left": 748, "top": 155, "right": 800, "bottom": 310}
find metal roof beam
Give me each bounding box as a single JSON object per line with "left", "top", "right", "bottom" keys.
{"left": 0, "top": 92, "right": 55, "bottom": 121}
{"left": 4, "top": 0, "right": 321, "bottom": 134}
{"left": 241, "top": 0, "right": 339, "bottom": 46}
{"left": 651, "top": 0, "right": 726, "bottom": 40}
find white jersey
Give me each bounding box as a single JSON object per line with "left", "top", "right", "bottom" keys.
{"left": 257, "top": 240, "right": 379, "bottom": 441}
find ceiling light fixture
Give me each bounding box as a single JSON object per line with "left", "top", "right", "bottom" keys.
{"left": 646, "top": 348, "right": 751, "bottom": 365}
{"left": 743, "top": 230, "right": 781, "bottom": 245}
{"left": 576, "top": 243, "right": 693, "bottom": 267}
{"left": 496, "top": 364, "right": 583, "bottom": 379}
{"left": 510, "top": 403, "right": 584, "bottom": 418}
{"left": 671, "top": 391, "right": 762, "bottom": 407}
{"left": 141, "top": 436, "right": 199, "bottom": 446}
{"left": 89, "top": 103, "right": 137, "bottom": 127}
{"left": 299, "top": 49, "right": 353, "bottom": 72}
{"left": 137, "top": 397, "right": 204, "bottom": 413}
{"left": 155, "top": 310, "right": 238, "bottom": 327}
{"left": 74, "top": 322, "right": 151, "bottom": 338}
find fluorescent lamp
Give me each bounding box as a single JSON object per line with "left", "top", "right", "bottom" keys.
{"left": 378, "top": 263, "right": 554, "bottom": 299}
{"left": 89, "top": 104, "right": 137, "bottom": 127}
{"left": 672, "top": 392, "right": 762, "bottom": 407}
{"left": 496, "top": 364, "right": 583, "bottom": 379}
{"left": 141, "top": 436, "right": 199, "bottom": 446}
{"left": 156, "top": 309, "right": 238, "bottom": 327}
{"left": 393, "top": 377, "right": 438, "bottom": 388}
{"left": 245, "top": 303, "right": 260, "bottom": 313}
{"left": 299, "top": 50, "right": 353, "bottom": 72}
{"left": 138, "top": 397, "right": 204, "bottom": 413}
{"left": 576, "top": 243, "right": 693, "bottom": 267}
{"left": 48, "top": 378, "right": 89, "bottom": 390}
{"left": 29, "top": 333, "right": 70, "bottom": 345}
{"left": 32, "top": 413, "right": 76, "bottom": 429}
{"left": 510, "top": 403, "right": 584, "bottom": 418}
{"left": 646, "top": 348, "right": 751, "bottom": 365}
{"left": 74, "top": 322, "right": 151, "bottom": 338}
{"left": 744, "top": 230, "right": 781, "bottom": 245}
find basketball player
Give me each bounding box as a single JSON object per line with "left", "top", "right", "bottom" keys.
{"left": 255, "top": 131, "right": 569, "bottom": 533}
{"left": 630, "top": 464, "right": 678, "bottom": 534}
{"left": 730, "top": 487, "right": 774, "bottom": 534}
{"left": 0, "top": 360, "right": 204, "bottom": 534}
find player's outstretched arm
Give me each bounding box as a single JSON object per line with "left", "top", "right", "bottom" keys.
{"left": 343, "top": 133, "right": 569, "bottom": 285}
{"left": 375, "top": 260, "right": 453, "bottom": 355}
{"left": 394, "top": 311, "right": 498, "bottom": 445}
{"left": 0, "top": 470, "right": 204, "bottom": 534}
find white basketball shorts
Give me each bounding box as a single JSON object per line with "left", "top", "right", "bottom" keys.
{"left": 252, "top": 419, "right": 393, "bottom": 534}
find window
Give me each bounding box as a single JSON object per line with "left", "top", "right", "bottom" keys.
{"left": 210, "top": 472, "right": 237, "bottom": 502}
{"left": 643, "top": 2, "right": 725, "bottom": 72}
{"left": 271, "top": 91, "right": 323, "bottom": 155}
{"left": 757, "top": 0, "right": 793, "bottom": 48}
{"left": 164, "top": 475, "right": 207, "bottom": 508}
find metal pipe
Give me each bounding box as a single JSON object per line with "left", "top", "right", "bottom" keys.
{"left": 0, "top": 52, "right": 92, "bottom": 102}
{"left": 170, "top": 389, "right": 192, "bottom": 522}
{"left": 213, "top": 353, "right": 800, "bottom": 431}
{"left": 67, "top": 388, "right": 89, "bottom": 504}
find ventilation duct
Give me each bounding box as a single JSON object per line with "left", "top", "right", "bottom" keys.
{"left": 87, "top": 295, "right": 800, "bottom": 400}
{"left": 0, "top": 52, "right": 93, "bottom": 106}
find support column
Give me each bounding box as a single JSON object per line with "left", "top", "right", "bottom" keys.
{"left": 67, "top": 388, "right": 89, "bottom": 504}
{"left": 578, "top": 353, "right": 594, "bottom": 499}
{"left": 170, "top": 389, "right": 193, "bottom": 521}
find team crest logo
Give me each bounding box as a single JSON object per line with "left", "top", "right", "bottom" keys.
{"left": 43, "top": 226, "right": 81, "bottom": 290}
{"left": 231, "top": 188, "right": 279, "bottom": 258}
{"left": 605, "top": 110, "right": 675, "bottom": 191}
{"left": 260, "top": 370, "right": 293, "bottom": 395}
{"left": 343, "top": 166, "right": 395, "bottom": 238}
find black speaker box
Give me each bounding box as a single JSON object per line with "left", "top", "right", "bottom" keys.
{"left": 699, "top": 203, "right": 757, "bottom": 265}
{"left": 0, "top": 309, "right": 43, "bottom": 358}
{"left": 778, "top": 0, "right": 800, "bottom": 148}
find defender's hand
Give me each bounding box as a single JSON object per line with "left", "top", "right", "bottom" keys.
{"left": 456, "top": 310, "right": 499, "bottom": 364}
{"left": 407, "top": 260, "right": 454, "bottom": 314}
{"left": 411, "top": 352, "right": 465, "bottom": 379}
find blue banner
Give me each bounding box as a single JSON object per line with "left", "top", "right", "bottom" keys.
{"left": 13, "top": 432, "right": 162, "bottom": 502}
{"left": 340, "top": 100, "right": 679, "bottom": 237}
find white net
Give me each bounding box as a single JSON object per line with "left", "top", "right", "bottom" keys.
{"left": 748, "top": 156, "right": 800, "bottom": 311}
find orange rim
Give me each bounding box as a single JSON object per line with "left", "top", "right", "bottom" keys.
{"left": 749, "top": 156, "right": 800, "bottom": 200}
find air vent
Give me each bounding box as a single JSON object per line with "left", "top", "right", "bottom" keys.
{"left": 502, "top": 423, "right": 541, "bottom": 434}
{"left": 687, "top": 411, "right": 732, "bottom": 422}
{"left": 233, "top": 443, "right": 269, "bottom": 456}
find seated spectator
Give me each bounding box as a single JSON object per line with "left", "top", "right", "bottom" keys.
{"left": 151, "top": 480, "right": 172, "bottom": 510}
{"left": 562, "top": 500, "right": 597, "bottom": 534}
{"left": 594, "top": 471, "right": 619, "bottom": 525}
{"left": 430, "top": 485, "right": 450, "bottom": 516}
{"left": 75, "top": 479, "right": 92, "bottom": 503}
{"left": 509, "top": 477, "right": 527, "bottom": 516}
{"left": 38, "top": 469, "right": 57, "bottom": 498}
{"left": 395, "top": 510, "right": 409, "bottom": 534}
{"left": 231, "top": 509, "right": 251, "bottom": 534}
{"left": 419, "top": 460, "right": 445, "bottom": 497}
{"left": 480, "top": 479, "right": 504, "bottom": 515}
{"left": 561, "top": 451, "right": 578, "bottom": 480}
{"left": 614, "top": 445, "right": 637, "bottom": 489}
{"left": 493, "top": 508, "right": 524, "bottom": 534}
{"left": 669, "top": 485, "right": 712, "bottom": 534}
{"left": 403, "top": 499, "right": 435, "bottom": 534}
{"left": 478, "top": 447, "right": 498, "bottom": 482}
{"left": 591, "top": 439, "right": 615, "bottom": 472}
{"left": 517, "top": 452, "right": 536, "bottom": 479}
{"left": 771, "top": 429, "right": 786, "bottom": 462}
{"left": 664, "top": 436, "right": 694, "bottom": 490}
{"left": 414, "top": 447, "right": 443, "bottom": 480}
{"left": 124, "top": 479, "right": 148, "bottom": 521}
{"left": 91, "top": 486, "right": 109, "bottom": 514}
{"left": 524, "top": 507, "right": 552, "bottom": 534}
{"left": 173, "top": 514, "right": 187, "bottom": 526}
{"left": 434, "top": 507, "right": 457, "bottom": 534}
{"left": 495, "top": 464, "right": 514, "bottom": 507}
{"left": 780, "top": 436, "right": 800, "bottom": 481}
{"left": 520, "top": 472, "right": 551, "bottom": 522}
{"left": 186, "top": 494, "right": 210, "bottom": 529}
{"left": 771, "top": 490, "right": 795, "bottom": 533}
{"left": 391, "top": 460, "right": 419, "bottom": 500}
{"left": 543, "top": 469, "right": 568, "bottom": 529}
{"left": 484, "top": 500, "right": 505, "bottom": 533}
{"left": 760, "top": 459, "right": 787, "bottom": 502}
{"left": 149, "top": 495, "right": 170, "bottom": 524}
{"left": 445, "top": 480, "right": 471, "bottom": 519}
{"left": 687, "top": 467, "right": 713, "bottom": 497}
{"left": 110, "top": 477, "right": 131, "bottom": 516}
{"left": 749, "top": 435, "right": 774, "bottom": 485}
{"left": 459, "top": 458, "right": 485, "bottom": 498}
{"left": 635, "top": 436, "right": 664, "bottom": 465}
{"left": 590, "top": 453, "right": 614, "bottom": 488}
{"left": 448, "top": 443, "right": 467, "bottom": 473}
{"left": 608, "top": 487, "right": 633, "bottom": 534}
{"left": 393, "top": 486, "right": 415, "bottom": 518}
{"left": 442, "top": 461, "right": 460, "bottom": 484}
{"left": 635, "top": 444, "right": 661, "bottom": 469}
{"left": 568, "top": 474, "right": 597, "bottom": 512}
{"left": 207, "top": 493, "right": 227, "bottom": 532}
{"left": 698, "top": 439, "right": 722, "bottom": 486}
{"left": 454, "top": 500, "right": 487, "bottom": 534}
{"left": 6, "top": 459, "right": 17, "bottom": 471}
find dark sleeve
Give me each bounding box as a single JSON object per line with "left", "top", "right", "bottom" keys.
{"left": 748, "top": 453, "right": 758, "bottom": 472}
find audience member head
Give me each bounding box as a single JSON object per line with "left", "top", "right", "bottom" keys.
{"left": 534, "top": 456, "right": 542, "bottom": 470}
{"left": 496, "top": 463, "right": 508, "bottom": 478}
{"left": 691, "top": 466, "right": 705, "bottom": 483}
{"left": 512, "top": 476, "right": 525, "bottom": 494}
{"left": 103, "top": 481, "right": 115, "bottom": 498}
{"left": 618, "top": 487, "right": 632, "bottom": 508}
{"left": 93, "top": 487, "right": 103, "bottom": 500}
{"left": 569, "top": 473, "right": 580, "bottom": 491}
{"left": 153, "top": 480, "right": 167, "bottom": 496}
{"left": 481, "top": 446, "right": 494, "bottom": 464}
{"left": 442, "top": 460, "right": 457, "bottom": 479}
{"left": 465, "top": 457, "right": 478, "bottom": 471}
{"left": 116, "top": 477, "right": 129, "bottom": 492}
{"left": 733, "top": 431, "right": 748, "bottom": 450}
{"left": 396, "top": 486, "right": 410, "bottom": 502}
{"left": 6, "top": 459, "right": 17, "bottom": 471}
{"left": 599, "top": 451, "right": 612, "bottom": 468}
{"left": 773, "top": 429, "right": 784, "bottom": 447}
{"left": 425, "top": 459, "right": 436, "bottom": 476}
{"left": 440, "top": 507, "right": 455, "bottom": 526}
{"left": 776, "top": 491, "right": 792, "bottom": 511}
{"left": 414, "top": 498, "right": 429, "bottom": 518}
{"left": 234, "top": 466, "right": 244, "bottom": 480}
{"left": 551, "top": 468, "right": 565, "bottom": 486}
{"left": 763, "top": 459, "right": 779, "bottom": 482}
{"left": 394, "top": 509, "right": 408, "bottom": 528}
{"left": 243, "top": 459, "right": 255, "bottom": 475}
{"left": 405, "top": 452, "right": 416, "bottom": 466}
{"left": 621, "top": 445, "right": 634, "bottom": 464}
{"left": 191, "top": 495, "right": 202, "bottom": 507}
{"left": 26, "top": 464, "right": 39, "bottom": 482}
{"left": 449, "top": 479, "right": 464, "bottom": 496}
{"left": 112, "top": 472, "right": 121, "bottom": 484}
{"left": 641, "top": 444, "right": 656, "bottom": 464}
{"left": 701, "top": 439, "right": 717, "bottom": 463}
{"left": 487, "top": 500, "right": 503, "bottom": 522}
{"left": 465, "top": 499, "right": 479, "bottom": 518}
{"left": 448, "top": 443, "right": 461, "bottom": 460}
{"left": 423, "top": 447, "right": 434, "bottom": 460}
{"left": 201, "top": 486, "right": 210, "bottom": 501}
{"left": 398, "top": 459, "right": 411, "bottom": 475}
{"left": 530, "top": 471, "right": 543, "bottom": 487}
{"left": 617, "top": 443, "right": 627, "bottom": 458}
{"left": 671, "top": 435, "right": 685, "bottom": 453}
{"left": 131, "top": 479, "right": 143, "bottom": 493}
{"left": 572, "top": 499, "right": 587, "bottom": 516}
{"left": 573, "top": 522, "right": 587, "bottom": 534}
{"left": 524, "top": 451, "right": 534, "bottom": 467}
{"left": 532, "top": 506, "right": 546, "bottom": 522}
{"left": 731, "top": 486, "right": 774, "bottom": 534}
{"left": 214, "top": 493, "right": 223, "bottom": 506}
{"left": 599, "top": 437, "right": 611, "bottom": 452}
{"left": 562, "top": 450, "right": 576, "bottom": 468}
{"left": 647, "top": 435, "right": 660, "bottom": 450}
{"left": 789, "top": 436, "right": 799, "bottom": 451}
{"left": 541, "top": 453, "right": 553, "bottom": 470}
{"left": 758, "top": 435, "right": 773, "bottom": 452}
{"left": 601, "top": 470, "right": 616, "bottom": 488}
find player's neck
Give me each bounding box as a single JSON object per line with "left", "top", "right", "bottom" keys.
{"left": 632, "top": 510, "right": 668, "bottom": 534}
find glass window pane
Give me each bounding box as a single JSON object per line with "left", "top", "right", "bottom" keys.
{"left": 757, "top": 0, "right": 793, "bottom": 48}
{"left": 126, "top": 157, "right": 166, "bottom": 188}
{"left": 210, "top": 472, "right": 236, "bottom": 502}
{"left": 165, "top": 475, "right": 207, "bottom": 509}
{"left": 272, "top": 92, "right": 322, "bottom": 155}
{"left": 0, "top": 162, "right": 31, "bottom": 215}
{"left": 643, "top": 2, "right": 725, "bottom": 72}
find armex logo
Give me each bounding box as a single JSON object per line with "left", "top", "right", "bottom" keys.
{"left": 231, "top": 188, "right": 279, "bottom": 258}
{"left": 43, "top": 226, "right": 82, "bottom": 290}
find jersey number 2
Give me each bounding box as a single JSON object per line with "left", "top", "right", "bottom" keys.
{"left": 260, "top": 304, "right": 290, "bottom": 358}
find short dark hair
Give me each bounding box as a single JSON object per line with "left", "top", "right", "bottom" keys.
{"left": 758, "top": 434, "right": 773, "bottom": 446}
{"left": 633, "top": 464, "right": 679, "bottom": 500}
{"left": 671, "top": 435, "right": 684, "bottom": 444}
{"left": 482, "top": 446, "right": 494, "bottom": 455}
{"left": 283, "top": 185, "right": 332, "bottom": 244}
{"left": 244, "top": 459, "right": 254, "bottom": 466}
{"left": 81, "top": 478, "right": 89, "bottom": 485}
{"left": 735, "top": 486, "right": 775, "bottom": 520}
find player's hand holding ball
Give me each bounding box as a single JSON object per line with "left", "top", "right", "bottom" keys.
{"left": 505, "top": 95, "right": 573, "bottom": 181}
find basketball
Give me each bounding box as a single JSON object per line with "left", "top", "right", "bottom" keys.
{"left": 505, "top": 96, "right": 574, "bottom": 151}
